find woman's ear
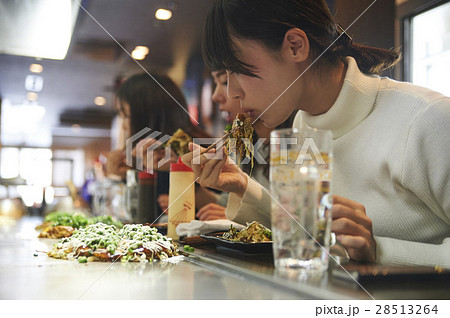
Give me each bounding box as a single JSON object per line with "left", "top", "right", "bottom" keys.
{"left": 282, "top": 28, "right": 310, "bottom": 63}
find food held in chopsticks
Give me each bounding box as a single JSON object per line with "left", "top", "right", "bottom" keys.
{"left": 224, "top": 113, "right": 254, "bottom": 170}
{"left": 165, "top": 128, "right": 192, "bottom": 156}
{"left": 48, "top": 223, "right": 178, "bottom": 263}
{"left": 222, "top": 221, "right": 272, "bottom": 243}
{"left": 36, "top": 211, "right": 123, "bottom": 239}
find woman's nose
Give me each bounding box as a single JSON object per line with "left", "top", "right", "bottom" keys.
{"left": 226, "top": 71, "right": 244, "bottom": 100}
{"left": 212, "top": 85, "right": 226, "bottom": 104}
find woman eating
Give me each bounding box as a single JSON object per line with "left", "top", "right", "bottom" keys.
{"left": 182, "top": 0, "right": 450, "bottom": 268}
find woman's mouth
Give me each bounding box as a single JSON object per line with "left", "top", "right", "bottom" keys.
{"left": 242, "top": 108, "right": 257, "bottom": 118}
{"left": 221, "top": 111, "right": 233, "bottom": 122}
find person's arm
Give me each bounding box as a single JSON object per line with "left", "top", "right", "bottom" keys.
{"left": 181, "top": 143, "right": 248, "bottom": 195}
{"left": 132, "top": 137, "right": 178, "bottom": 172}
{"left": 374, "top": 100, "right": 450, "bottom": 268}
{"left": 333, "top": 100, "right": 450, "bottom": 267}
{"left": 181, "top": 142, "right": 270, "bottom": 225}
{"left": 375, "top": 237, "right": 450, "bottom": 268}
{"left": 226, "top": 176, "right": 271, "bottom": 227}
{"left": 105, "top": 150, "right": 128, "bottom": 180}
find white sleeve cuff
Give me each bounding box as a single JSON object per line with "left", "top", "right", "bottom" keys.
{"left": 375, "top": 236, "right": 450, "bottom": 269}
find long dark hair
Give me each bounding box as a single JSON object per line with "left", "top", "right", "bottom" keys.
{"left": 203, "top": 0, "right": 400, "bottom": 76}
{"left": 116, "top": 73, "right": 209, "bottom": 140}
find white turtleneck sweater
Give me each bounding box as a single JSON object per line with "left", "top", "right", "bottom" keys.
{"left": 225, "top": 57, "right": 450, "bottom": 268}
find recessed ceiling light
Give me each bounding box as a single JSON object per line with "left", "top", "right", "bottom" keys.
{"left": 27, "top": 92, "right": 38, "bottom": 101}
{"left": 71, "top": 124, "right": 81, "bottom": 133}
{"left": 29, "top": 64, "right": 43, "bottom": 73}
{"left": 131, "top": 49, "right": 146, "bottom": 60}
{"left": 94, "top": 96, "right": 106, "bottom": 106}
{"left": 155, "top": 8, "right": 172, "bottom": 20}
{"left": 135, "top": 46, "right": 149, "bottom": 55}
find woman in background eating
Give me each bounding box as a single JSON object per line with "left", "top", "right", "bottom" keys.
{"left": 106, "top": 73, "right": 209, "bottom": 216}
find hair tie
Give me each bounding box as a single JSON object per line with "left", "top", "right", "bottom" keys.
{"left": 337, "top": 24, "right": 353, "bottom": 47}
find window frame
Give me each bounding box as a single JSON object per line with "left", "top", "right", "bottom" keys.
{"left": 397, "top": 0, "right": 450, "bottom": 81}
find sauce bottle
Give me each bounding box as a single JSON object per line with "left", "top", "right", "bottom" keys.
{"left": 167, "top": 158, "right": 195, "bottom": 240}
{"left": 136, "top": 171, "right": 157, "bottom": 224}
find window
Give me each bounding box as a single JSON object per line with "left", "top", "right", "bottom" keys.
{"left": 401, "top": 0, "right": 450, "bottom": 96}
{"left": 411, "top": 2, "right": 450, "bottom": 96}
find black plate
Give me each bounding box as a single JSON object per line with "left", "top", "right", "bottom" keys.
{"left": 200, "top": 233, "right": 273, "bottom": 254}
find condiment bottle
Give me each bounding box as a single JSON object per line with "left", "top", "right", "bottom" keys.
{"left": 167, "top": 158, "right": 195, "bottom": 240}
{"left": 136, "top": 171, "right": 157, "bottom": 224}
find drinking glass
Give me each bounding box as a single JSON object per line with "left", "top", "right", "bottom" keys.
{"left": 270, "top": 128, "right": 333, "bottom": 273}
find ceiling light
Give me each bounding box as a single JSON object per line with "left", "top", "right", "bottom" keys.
{"left": 27, "top": 92, "right": 39, "bottom": 101}
{"left": 131, "top": 49, "right": 146, "bottom": 60}
{"left": 71, "top": 124, "right": 81, "bottom": 133}
{"left": 29, "top": 64, "right": 43, "bottom": 73}
{"left": 155, "top": 9, "right": 172, "bottom": 20}
{"left": 0, "top": 0, "right": 79, "bottom": 60}
{"left": 135, "top": 46, "right": 149, "bottom": 55}
{"left": 94, "top": 96, "right": 106, "bottom": 106}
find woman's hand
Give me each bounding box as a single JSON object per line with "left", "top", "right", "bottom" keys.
{"left": 157, "top": 194, "right": 169, "bottom": 214}
{"left": 105, "top": 150, "right": 128, "bottom": 179}
{"left": 331, "top": 195, "right": 376, "bottom": 263}
{"left": 132, "top": 138, "right": 178, "bottom": 172}
{"left": 181, "top": 143, "right": 248, "bottom": 197}
{"left": 196, "top": 203, "right": 227, "bottom": 221}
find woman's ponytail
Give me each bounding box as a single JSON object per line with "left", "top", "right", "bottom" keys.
{"left": 329, "top": 24, "right": 401, "bottom": 75}
{"left": 345, "top": 43, "right": 401, "bottom": 75}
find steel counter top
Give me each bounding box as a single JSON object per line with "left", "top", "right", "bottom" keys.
{"left": 0, "top": 217, "right": 447, "bottom": 300}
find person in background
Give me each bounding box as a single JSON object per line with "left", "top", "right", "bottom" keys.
{"left": 106, "top": 73, "right": 209, "bottom": 215}
{"left": 195, "top": 70, "right": 295, "bottom": 221}
{"left": 182, "top": 0, "right": 450, "bottom": 268}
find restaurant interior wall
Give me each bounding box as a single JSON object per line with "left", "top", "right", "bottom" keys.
{"left": 331, "top": 0, "right": 397, "bottom": 78}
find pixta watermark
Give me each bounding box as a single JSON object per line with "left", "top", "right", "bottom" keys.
{"left": 125, "top": 128, "right": 327, "bottom": 174}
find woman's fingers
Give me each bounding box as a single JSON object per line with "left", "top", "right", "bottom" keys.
{"left": 181, "top": 142, "right": 204, "bottom": 168}
{"left": 196, "top": 203, "right": 227, "bottom": 221}
{"left": 332, "top": 203, "right": 372, "bottom": 229}
{"left": 331, "top": 217, "right": 371, "bottom": 241}
{"left": 336, "top": 234, "right": 375, "bottom": 262}
{"left": 180, "top": 143, "right": 195, "bottom": 167}
{"left": 206, "top": 152, "right": 227, "bottom": 184}
{"left": 196, "top": 203, "right": 226, "bottom": 220}
{"left": 199, "top": 149, "right": 223, "bottom": 176}
{"left": 332, "top": 195, "right": 366, "bottom": 214}
{"left": 182, "top": 142, "right": 223, "bottom": 183}
{"left": 330, "top": 196, "right": 376, "bottom": 263}
{"left": 198, "top": 210, "right": 227, "bottom": 221}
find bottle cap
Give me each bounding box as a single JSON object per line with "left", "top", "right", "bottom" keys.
{"left": 170, "top": 157, "right": 193, "bottom": 172}
{"left": 138, "top": 171, "right": 157, "bottom": 179}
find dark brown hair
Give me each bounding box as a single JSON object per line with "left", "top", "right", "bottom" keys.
{"left": 116, "top": 73, "right": 209, "bottom": 140}
{"left": 203, "top": 0, "right": 400, "bottom": 76}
